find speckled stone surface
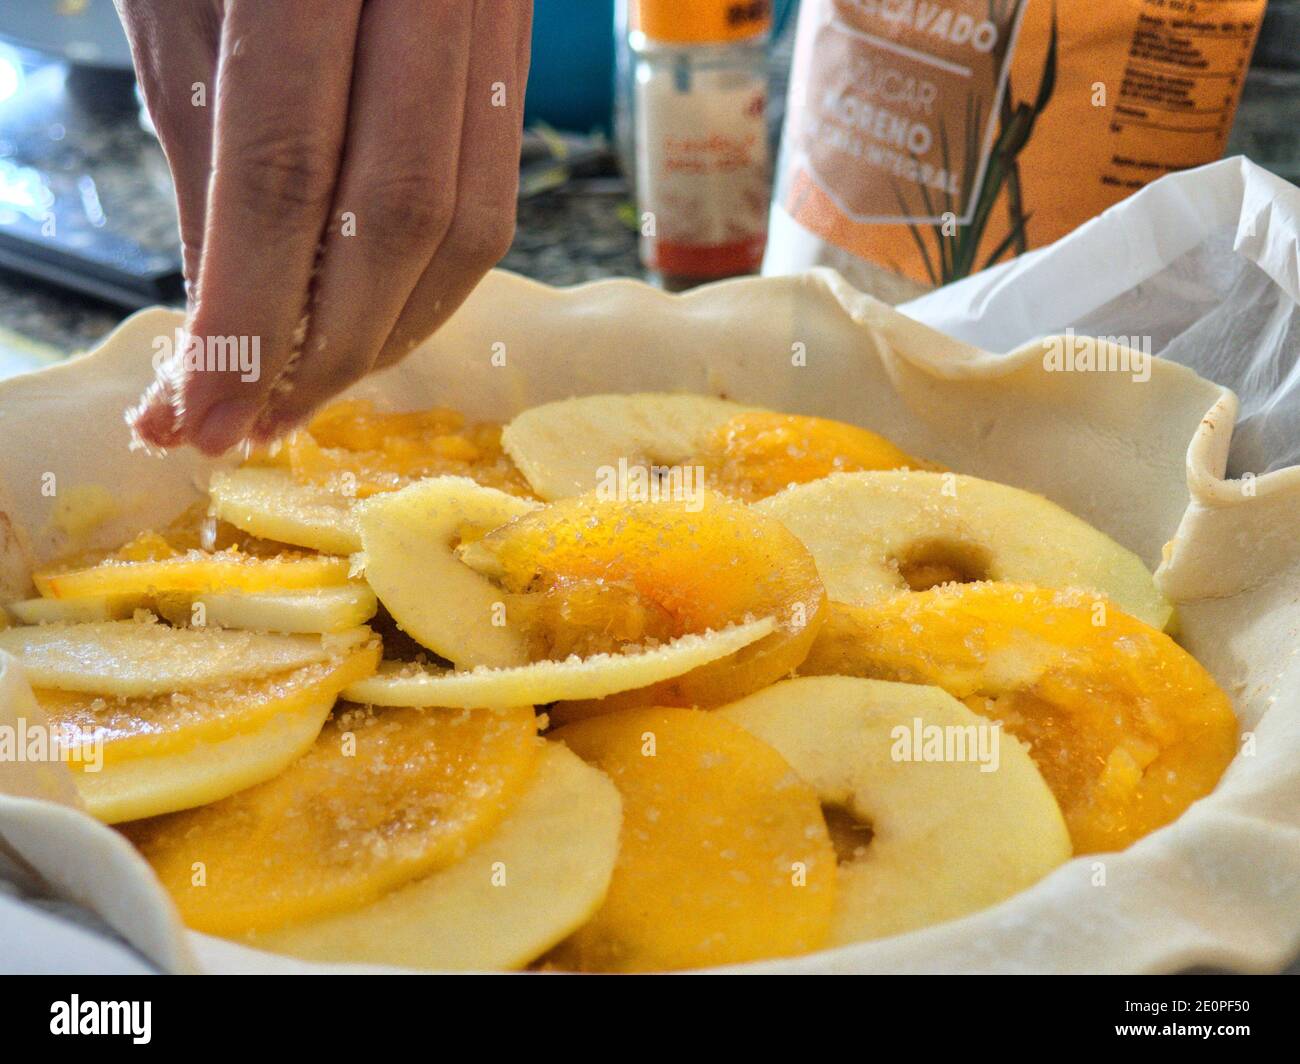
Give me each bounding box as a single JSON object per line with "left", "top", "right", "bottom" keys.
{"left": 502, "top": 180, "right": 641, "bottom": 287}
{"left": 0, "top": 176, "right": 642, "bottom": 359}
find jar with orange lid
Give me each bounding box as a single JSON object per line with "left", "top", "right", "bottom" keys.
{"left": 623, "top": 0, "right": 774, "bottom": 289}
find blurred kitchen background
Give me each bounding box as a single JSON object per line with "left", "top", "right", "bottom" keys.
{"left": 0, "top": 0, "right": 1294, "bottom": 377}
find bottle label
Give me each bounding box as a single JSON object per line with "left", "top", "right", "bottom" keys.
{"left": 637, "top": 66, "right": 770, "bottom": 277}
{"left": 792, "top": 0, "right": 1027, "bottom": 224}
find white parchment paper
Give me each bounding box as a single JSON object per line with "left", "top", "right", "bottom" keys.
{"left": 902, "top": 157, "right": 1300, "bottom": 477}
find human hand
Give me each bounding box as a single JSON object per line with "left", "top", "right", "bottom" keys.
{"left": 118, "top": 0, "right": 532, "bottom": 454}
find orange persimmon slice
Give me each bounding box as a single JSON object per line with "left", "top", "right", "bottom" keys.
{"left": 550, "top": 707, "right": 835, "bottom": 971}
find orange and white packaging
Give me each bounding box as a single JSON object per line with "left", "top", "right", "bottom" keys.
{"left": 765, "top": 0, "right": 1268, "bottom": 300}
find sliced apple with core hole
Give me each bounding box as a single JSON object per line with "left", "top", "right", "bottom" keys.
{"left": 122, "top": 701, "right": 540, "bottom": 934}
{"left": 0, "top": 619, "right": 371, "bottom": 696}
{"left": 547, "top": 706, "right": 836, "bottom": 972}
{"left": 342, "top": 617, "right": 774, "bottom": 710}
{"left": 501, "top": 393, "right": 754, "bottom": 500}
{"left": 721, "top": 676, "right": 1072, "bottom": 944}
{"left": 756, "top": 471, "right": 1172, "bottom": 629}
{"left": 209, "top": 467, "right": 361, "bottom": 555}
{"left": 357, "top": 476, "right": 539, "bottom": 669}
{"left": 250, "top": 742, "right": 621, "bottom": 971}
{"left": 799, "top": 584, "right": 1238, "bottom": 853}
{"left": 501, "top": 393, "right": 938, "bottom": 503}
{"left": 457, "top": 489, "right": 826, "bottom": 707}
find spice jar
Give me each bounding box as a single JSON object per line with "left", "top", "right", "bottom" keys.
{"left": 626, "top": 0, "right": 772, "bottom": 289}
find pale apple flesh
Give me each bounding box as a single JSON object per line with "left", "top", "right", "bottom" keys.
{"left": 52, "top": 643, "right": 380, "bottom": 822}
{"left": 0, "top": 620, "right": 372, "bottom": 696}
{"left": 208, "top": 466, "right": 361, "bottom": 555}
{"left": 501, "top": 392, "right": 754, "bottom": 501}
{"left": 356, "top": 476, "right": 538, "bottom": 669}
{"left": 721, "top": 675, "right": 1072, "bottom": 944}
{"left": 6, "top": 595, "right": 141, "bottom": 625}
{"left": 190, "top": 584, "right": 377, "bottom": 634}
{"left": 76, "top": 696, "right": 336, "bottom": 824}
{"left": 755, "top": 471, "right": 1172, "bottom": 630}
{"left": 342, "top": 617, "right": 774, "bottom": 710}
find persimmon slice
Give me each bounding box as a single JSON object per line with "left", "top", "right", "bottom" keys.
{"left": 693, "top": 411, "right": 942, "bottom": 502}
{"left": 549, "top": 707, "right": 836, "bottom": 972}
{"left": 274, "top": 400, "right": 533, "bottom": 499}
{"left": 458, "top": 490, "right": 826, "bottom": 706}
{"left": 33, "top": 545, "right": 349, "bottom": 600}
{"left": 123, "top": 702, "right": 540, "bottom": 934}
{"left": 251, "top": 742, "right": 621, "bottom": 971}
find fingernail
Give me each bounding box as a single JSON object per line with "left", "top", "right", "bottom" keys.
{"left": 127, "top": 379, "right": 184, "bottom": 449}
{"left": 192, "top": 396, "right": 260, "bottom": 456}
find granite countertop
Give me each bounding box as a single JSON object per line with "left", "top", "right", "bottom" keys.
{"left": 0, "top": 177, "right": 642, "bottom": 361}
{"left": 0, "top": 56, "right": 640, "bottom": 361}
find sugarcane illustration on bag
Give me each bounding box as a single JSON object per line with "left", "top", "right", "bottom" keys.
{"left": 768, "top": 0, "right": 1264, "bottom": 294}
{"left": 898, "top": 1, "right": 1057, "bottom": 284}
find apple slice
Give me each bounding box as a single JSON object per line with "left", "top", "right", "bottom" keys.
{"left": 721, "top": 676, "right": 1072, "bottom": 944}
{"left": 64, "top": 644, "right": 378, "bottom": 823}
{"left": 548, "top": 707, "right": 835, "bottom": 972}
{"left": 250, "top": 742, "right": 621, "bottom": 970}
{"left": 208, "top": 466, "right": 362, "bottom": 555}
{"left": 122, "top": 702, "right": 540, "bottom": 934}
{"left": 356, "top": 476, "right": 539, "bottom": 669}
{"left": 342, "top": 618, "right": 774, "bottom": 710}
{"left": 77, "top": 694, "right": 331, "bottom": 824}
{"left": 193, "top": 584, "right": 378, "bottom": 634}
{"left": 6, "top": 594, "right": 141, "bottom": 624}
{"left": 501, "top": 392, "right": 754, "bottom": 500}
{"left": 800, "top": 584, "right": 1238, "bottom": 853}
{"left": 0, "top": 619, "right": 371, "bottom": 696}
{"left": 501, "top": 394, "right": 938, "bottom": 503}
{"left": 755, "top": 471, "right": 1172, "bottom": 629}
{"left": 36, "top": 641, "right": 380, "bottom": 764}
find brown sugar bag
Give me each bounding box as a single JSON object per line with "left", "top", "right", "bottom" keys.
{"left": 764, "top": 0, "right": 1268, "bottom": 300}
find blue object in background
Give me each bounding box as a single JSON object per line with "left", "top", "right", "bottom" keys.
{"left": 524, "top": 0, "right": 616, "bottom": 134}
{"left": 523, "top": 0, "right": 798, "bottom": 135}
